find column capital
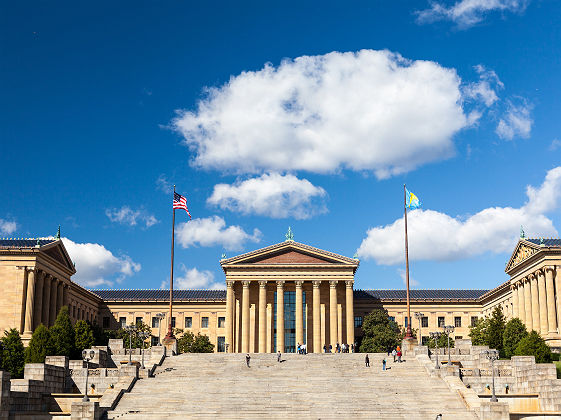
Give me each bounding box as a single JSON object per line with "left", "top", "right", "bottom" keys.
{"left": 527, "top": 274, "right": 535, "bottom": 282}
{"left": 258, "top": 280, "right": 267, "bottom": 288}
{"left": 545, "top": 265, "right": 556, "bottom": 274}
{"left": 312, "top": 280, "right": 322, "bottom": 288}
{"left": 329, "top": 280, "right": 338, "bottom": 288}
{"left": 345, "top": 280, "right": 354, "bottom": 288}
{"left": 276, "top": 280, "right": 285, "bottom": 288}
{"left": 294, "top": 280, "right": 304, "bottom": 288}
{"left": 226, "top": 280, "right": 235, "bottom": 288}
{"left": 241, "top": 280, "right": 251, "bottom": 288}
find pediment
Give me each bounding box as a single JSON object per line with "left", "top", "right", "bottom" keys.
{"left": 246, "top": 249, "right": 334, "bottom": 264}
{"left": 41, "top": 241, "right": 76, "bottom": 273}
{"left": 506, "top": 240, "right": 540, "bottom": 273}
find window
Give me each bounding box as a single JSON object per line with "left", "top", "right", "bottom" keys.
{"left": 438, "top": 317, "right": 445, "bottom": 328}
{"left": 217, "top": 336, "right": 225, "bottom": 352}
{"left": 103, "top": 317, "right": 110, "bottom": 328}
{"left": 152, "top": 317, "right": 160, "bottom": 328}
{"left": 421, "top": 317, "right": 428, "bottom": 328}
{"left": 405, "top": 316, "right": 409, "bottom": 328}
{"left": 151, "top": 336, "right": 159, "bottom": 346}
{"left": 389, "top": 316, "right": 395, "bottom": 322}
{"left": 136, "top": 317, "right": 143, "bottom": 326}
{"left": 421, "top": 336, "right": 429, "bottom": 346}
{"left": 456, "top": 336, "right": 463, "bottom": 340}
{"left": 171, "top": 317, "right": 176, "bottom": 328}
{"left": 201, "top": 317, "right": 209, "bottom": 328}
{"left": 454, "top": 317, "right": 462, "bottom": 328}
{"left": 471, "top": 316, "right": 478, "bottom": 327}
{"left": 354, "top": 316, "right": 363, "bottom": 328}
{"left": 185, "top": 317, "right": 192, "bottom": 328}
{"left": 119, "top": 317, "right": 127, "bottom": 328}
{"left": 218, "top": 317, "right": 225, "bottom": 328}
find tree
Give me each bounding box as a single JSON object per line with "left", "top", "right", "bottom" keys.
{"left": 116, "top": 321, "right": 152, "bottom": 349}
{"left": 49, "top": 306, "right": 75, "bottom": 357}
{"left": 191, "top": 334, "right": 214, "bottom": 353}
{"left": 74, "top": 320, "right": 95, "bottom": 355}
{"left": 469, "top": 317, "right": 490, "bottom": 345}
{"left": 487, "top": 306, "right": 507, "bottom": 356}
{"left": 428, "top": 333, "right": 454, "bottom": 349}
{"left": 514, "top": 330, "right": 552, "bottom": 363}
{"left": 359, "top": 309, "right": 401, "bottom": 353}
{"left": 503, "top": 318, "right": 528, "bottom": 358}
{"left": 177, "top": 331, "right": 195, "bottom": 353}
{"left": 1, "top": 329, "right": 25, "bottom": 378}
{"left": 24, "top": 324, "right": 53, "bottom": 363}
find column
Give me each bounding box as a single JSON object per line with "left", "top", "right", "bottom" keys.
{"left": 225, "top": 280, "right": 234, "bottom": 352}
{"left": 276, "top": 281, "right": 285, "bottom": 353}
{"left": 33, "top": 270, "right": 44, "bottom": 328}
{"left": 312, "top": 280, "right": 321, "bottom": 353}
{"left": 63, "top": 284, "right": 69, "bottom": 308}
{"left": 531, "top": 273, "right": 540, "bottom": 332}
{"left": 518, "top": 280, "right": 525, "bottom": 324}
{"left": 42, "top": 275, "right": 52, "bottom": 326}
{"left": 23, "top": 269, "right": 36, "bottom": 335}
{"left": 345, "top": 280, "right": 354, "bottom": 347}
{"left": 258, "top": 280, "right": 267, "bottom": 353}
{"left": 295, "top": 280, "right": 304, "bottom": 348}
{"left": 537, "top": 269, "right": 549, "bottom": 336}
{"left": 524, "top": 277, "right": 533, "bottom": 330}
{"left": 512, "top": 283, "right": 519, "bottom": 319}
{"left": 329, "top": 280, "right": 338, "bottom": 352}
{"left": 545, "top": 266, "right": 558, "bottom": 336}
{"left": 50, "top": 278, "right": 59, "bottom": 326}
{"left": 241, "top": 280, "right": 250, "bottom": 353}
{"left": 555, "top": 266, "right": 561, "bottom": 335}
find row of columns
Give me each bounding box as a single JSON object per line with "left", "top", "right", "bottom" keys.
{"left": 225, "top": 279, "right": 354, "bottom": 353}
{"left": 22, "top": 268, "right": 69, "bottom": 335}
{"left": 511, "top": 266, "right": 560, "bottom": 338}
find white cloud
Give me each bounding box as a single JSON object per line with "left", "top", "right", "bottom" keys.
{"left": 549, "top": 139, "right": 561, "bottom": 151}
{"left": 208, "top": 173, "right": 327, "bottom": 219}
{"left": 416, "top": 0, "right": 531, "bottom": 28}
{"left": 463, "top": 65, "right": 503, "bottom": 107}
{"left": 175, "top": 216, "right": 261, "bottom": 251}
{"left": 496, "top": 99, "right": 533, "bottom": 140}
{"left": 160, "top": 264, "right": 224, "bottom": 290}
{"left": 398, "top": 268, "right": 420, "bottom": 288}
{"left": 0, "top": 219, "right": 16, "bottom": 235}
{"left": 173, "top": 49, "right": 479, "bottom": 179}
{"left": 105, "top": 206, "right": 159, "bottom": 228}
{"left": 357, "top": 167, "right": 561, "bottom": 265}
{"left": 156, "top": 174, "right": 174, "bottom": 194}
{"left": 62, "top": 237, "right": 141, "bottom": 287}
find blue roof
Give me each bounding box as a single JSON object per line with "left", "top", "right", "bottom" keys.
{"left": 91, "top": 289, "right": 227, "bottom": 301}
{"left": 0, "top": 238, "right": 56, "bottom": 248}
{"left": 354, "top": 289, "right": 488, "bottom": 300}
{"left": 526, "top": 238, "right": 561, "bottom": 247}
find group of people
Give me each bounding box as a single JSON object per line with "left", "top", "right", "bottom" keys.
{"left": 322, "top": 343, "right": 355, "bottom": 353}
{"left": 388, "top": 346, "right": 403, "bottom": 363}
{"left": 245, "top": 350, "right": 284, "bottom": 367}
{"left": 296, "top": 343, "right": 307, "bottom": 354}
{"left": 364, "top": 354, "right": 387, "bottom": 370}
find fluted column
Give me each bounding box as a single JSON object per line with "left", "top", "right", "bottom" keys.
{"left": 295, "top": 280, "right": 304, "bottom": 348}
{"left": 524, "top": 277, "right": 533, "bottom": 330}
{"left": 258, "top": 280, "right": 267, "bottom": 353}
{"left": 276, "top": 281, "right": 285, "bottom": 353}
{"left": 241, "top": 280, "right": 250, "bottom": 353}
{"left": 345, "top": 280, "right": 354, "bottom": 347}
{"left": 225, "top": 280, "right": 234, "bottom": 352}
{"left": 63, "top": 284, "right": 69, "bottom": 308}
{"left": 42, "top": 275, "right": 52, "bottom": 326}
{"left": 537, "top": 269, "right": 549, "bottom": 336}
{"left": 531, "top": 273, "right": 540, "bottom": 331}
{"left": 555, "top": 267, "right": 561, "bottom": 335}
{"left": 34, "top": 271, "right": 44, "bottom": 328}
{"left": 23, "top": 269, "right": 36, "bottom": 335}
{"left": 512, "top": 284, "right": 519, "bottom": 319}
{"left": 312, "top": 281, "right": 321, "bottom": 353}
{"left": 518, "top": 280, "right": 526, "bottom": 324}
{"left": 50, "top": 278, "right": 59, "bottom": 325}
{"left": 545, "top": 266, "right": 558, "bottom": 336}
{"left": 329, "top": 280, "right": 338, "bottom": 352}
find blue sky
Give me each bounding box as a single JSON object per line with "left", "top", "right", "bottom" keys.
{"left": 1, "top": 0, "right": 560, "bottom": 291}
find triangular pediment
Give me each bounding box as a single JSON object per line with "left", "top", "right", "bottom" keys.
{"left": 506, "top": 240, "right": 541, "bottom": 273}
{"left": 41, "top": 240, "right": 76, "bottom": 273}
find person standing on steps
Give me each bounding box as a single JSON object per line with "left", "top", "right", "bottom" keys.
{"left": 277, "top": 350, "right": 282, "bottom": 363}
{"left": 382, "top": 358, "right": 386, "bottom": 371}
{"left": 246, "top": 353, "right": 251, "bottom": 368}
{"left": 365, "top": 354, "right": 370, "bottom": 367}
{"left": 397, "top": 349, "right": 402, "bottom": 363}
{"left": 392, "top": 348, "right": 397, "bottom": 362}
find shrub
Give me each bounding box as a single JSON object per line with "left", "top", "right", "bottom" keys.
{"left": 74, "top": 321, "right": 95, "bottom": 356}
{"left": 49, "top": 306, "right": 75, "bottom": 357}
{"left": 25, "top": 324, "right": 53, "bottom": 363}
{"left": 503, "top": 318, "right": 528, "bottom": 358}
{"left": 1, "top": 329, "right": 25, "bottom": 378}
{"left": 514, "top": 330, "right": 552, "bottom": 363}
{"left": 191, "top": 334, "right": 214, "bottom": 353}
{"left": 359, "top": 309, "right": 401, "bottom": 353}
{"left": 469, "top": 317, "right": 490, "bottom": 346}
{"left": 428, "top": 333, "right": 454, "bottom": 349}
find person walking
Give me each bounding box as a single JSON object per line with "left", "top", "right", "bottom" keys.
{"left": 277, "top": 350, "right": 282, "bottom": 363}
{"left": 246, "top": 353, "right": 251, "bottom": 368}
{"left": 323, "top": 345, "right": 327, "bottom": 353}
{"left": 382, "top": 358, "right": 387, "bottom": 371}
{"left": 365, "top": 354, "right": 370, "bottom": 367}
{"left": 392, "top": 348, "right": 397, "bottom": 362}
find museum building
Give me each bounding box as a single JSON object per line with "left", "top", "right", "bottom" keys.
{"left": 1, "top": 235, "right": 561, "bottom": 352}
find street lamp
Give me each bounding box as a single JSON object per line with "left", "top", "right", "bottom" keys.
{"left": 124, "top": 324, "right": 137, "bottom": 365}
{"left": 138, "top": 330, "right": 150, "bottom": 369}
{"left": 82, "top": 349, "right": 95, "bottom": 402}
{"left": 482, "top": 349, "right": 499, "bottom": 402}
{"left": 414, "top": 312, "right": 425, "bottom": 346}
{"left": 443, "top": 325, "right": 455, "bottom": 365}
{"left": 429, "top": 331, "right": 441, "bottom": 369}
{"left": 155, "top": 312, "right": 165, "bottom": 346}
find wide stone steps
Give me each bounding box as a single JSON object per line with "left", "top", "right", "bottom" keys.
{"left": 107, "top": 353, "right": 477, "bottom": 419}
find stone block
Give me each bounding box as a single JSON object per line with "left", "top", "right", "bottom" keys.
{"left": 479, "top": 401, "right": 509, "bottom": 420}
{"left": 46, "top": 355, "right": 69, "bottom": 370}
{"left": 108, "top": 339, "right": 123, "bottom": 352}
{"left": 70, "top": 401, "right": 101, "bottom": 420}
{"left": 0, "top": 371, "right": 10, "bottom": 419}
{"left": 119, "top": 365, "right": 138, "bottom": 379}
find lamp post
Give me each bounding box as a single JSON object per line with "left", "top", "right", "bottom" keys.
{"left": 124, "top": 324, "right": 137, "bottom": 365}
{"left": 443, "top": 325, "right": 455, "bottom": 365}
{"left": 429, "top": 331, "right": 441, "bottom": 369}
{"left": 414, "top": 312, "right": 424, "bottom": 346}
{"left": 155, "top": 312, "right": 165, "bottom": 346}
{"left": 138, "top": 330, "right": 150, "bottom": 369}
{"left": 483, "top": 349, "right": 499, "bottom": 402}
{"left": 82, "top": 349, "right": 95, "bottom": 402}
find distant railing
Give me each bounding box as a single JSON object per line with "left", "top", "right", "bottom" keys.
{"left": 460, "top": 368, "right": 512, "bottom": 377}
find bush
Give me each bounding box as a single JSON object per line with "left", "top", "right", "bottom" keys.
{"left": 177, "top": 331, "right": 195, "bottom": 353}
{"left": 74, "top": 321, "right": 95, "bottom": 356}
{"left": 514, "top": 330, "right": 552, "bottom": 363}
{"left": 503, "top": 318, "right": 528, "bottom": 359}
{"left": 1, "top": 329, "right": 25, "bottom": 378}
{"left": 49, "top": 306, "right": 75, "bottom": 357}
{"left": 25, "top": 324, "right": 53, "bottom": 363}
{"left": 359, "top": 309, "right": 401, "bottom": 353}
{"left": 176, "top": 331, "right": 214, "bottom": 353}
{"left": 469, "top": 317, "right": 490, "bottom": 346}
{"left": 116, "top": 321, "right": 152, "bottom": 349}
{"left": 428, "top": 333, "right": 454, "bottom": 349}
{"left": 555, "top": 361, "right": 561, "bottom": 379}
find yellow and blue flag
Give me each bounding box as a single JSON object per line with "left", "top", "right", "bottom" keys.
{"left": 406, "top": 189, "right": 421, "bottom": 210}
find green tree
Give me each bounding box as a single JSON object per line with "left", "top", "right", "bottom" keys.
{"left": 1, "top": 329, "right": 25, "bottom": 378}
{"left": 514, "top": 330, "right": 552, "bottom": 363}
{"left": 487, "top": 307, "right": 507, "bottom": 356}
{"left": 359, "top": 309, "right": 401, "bottom": 353}
{"left": 74, "top": 320, "right": 95, "bottom": 355}
{"left": 116, "top": 321, "right": 152, "bottom": 349}
{"left": 24, "top": 324, "right": 53, "bottom": 363}
{"left": 49, "top": 306, "right": 75, "bottom": 357}
{"left": 191, "top": 334, "right": 214, "bottom": 353}
{"left": 91, "top": 322, "right": 112, "bottom": 346}
{"left": 428, "top": 333, "right": 454, "bottom": 349}
{"left": 177, "top": 331, "right": 195, "bottom": 353}
{"left": 469, "top": 317, "right": 490, "bottom": 345}
{"left": 503, "top": 318, "right": 528, "bottom": 358}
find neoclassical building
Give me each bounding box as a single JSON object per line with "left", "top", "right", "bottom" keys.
{"left": 1, "top": 234, "right": 560, "bottom": 352}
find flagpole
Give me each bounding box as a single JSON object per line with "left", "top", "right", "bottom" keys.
{"left": 404, "top": 184, "right": 413, "bottom": 339}
{"left": 166, "top": 185, "right": 176, "bottom": 339}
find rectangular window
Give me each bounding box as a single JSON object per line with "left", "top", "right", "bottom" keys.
{"left": 185, "top": 317, "right": 192, "bottom": 328}
{"left": 218, "top": 317, "right": 225, "bottom": 328}
{"left": 471, "top": 316, "right": 478, "bottom": 327}
{"left": 152, "top": 317, "right": 159, "bottom": 328}
{"left": 103, "top": 316, "right": 110, "bottom": 328}
{"left": 438, "top": 317, "right": 445, "bottom": 328}
{"left": 201, "top": 317, "right": 209, "bottom": 328}
{"left": 388, "top": 316, "right": 395, "bottom": 322}
{"left": 217, "top": 336, "right": 225, "bottom": 352}
{"left": 354, "top": 316, "right": 363, "bottom": 328}
{"left": 151, "top": 336, "right": 159, "bottom": 346}
{"left": 135, "top": 317, "right": 143, "bottom": 326}
{"left": 456, "top": 336, "right": 463, "bottom": 340}
{"left": 171, "top": 317, "right": 176, "bottom": 328}
{"left": 405, "top": 316, "right": 409, "bottom": 328}
{"left": 421, "top": 317, "right": 428, "bottom": 328}
{"left": 421, "top": 336, "right": 429, "bottom": 346}
{"left": 454, "top": 317, "right": 462, "bottom": 327}
{"left": 119, "top": 317, "right": 127, "bottom": 328}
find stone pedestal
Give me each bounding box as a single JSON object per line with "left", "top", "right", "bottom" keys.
{"left": 71, "top": 401, "right": 101, "bottom": 420}
{"left": 401, "top": 337, "right": 417, "bottom": 356}
{"left": 479, "top": 401, "right": 509, "bottom": 420}
{"left": 162, "top": 336, "right": 177, "bottom": 355}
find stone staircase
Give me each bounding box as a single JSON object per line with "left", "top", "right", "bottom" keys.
{"left": 107, "top": 353, "right": 478, "bottom": 419}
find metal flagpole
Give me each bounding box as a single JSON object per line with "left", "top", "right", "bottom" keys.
{"left": 404, "top": 184, "right": 413, "bottom": 339}
{"left": 165, "top": 185, "right": 176, "bottom": 339}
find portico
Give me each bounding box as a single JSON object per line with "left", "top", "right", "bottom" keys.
{"left": 220, "top": 240, "right": 359, "bottom": 353}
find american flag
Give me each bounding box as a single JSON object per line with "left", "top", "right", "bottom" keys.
{"left": 173, "top": 192, "right": 191, "bottom": 219}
